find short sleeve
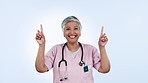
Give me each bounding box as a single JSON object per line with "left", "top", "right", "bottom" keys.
{"left": 92, "top": 47, "right": 101, "bottom": 71}
{"left": 44, "top": 46, "right": 57, "bottom": 70}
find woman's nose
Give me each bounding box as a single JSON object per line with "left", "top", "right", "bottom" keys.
{"left": 70, "top": 30, "right": 74, "bottom": 34}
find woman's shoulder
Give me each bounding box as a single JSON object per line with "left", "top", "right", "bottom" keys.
{"left": 51, "top": 43, "right": 65, "bottom": 48}
{"left": 81, "top": 43, "right": 97, "bottom": 49}
{"left": 81, "top": 43, "right": 98, "bottom": 53}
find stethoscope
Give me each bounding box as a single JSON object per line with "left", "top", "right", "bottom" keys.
{"left": 58, "top": 42, "right": 85, "bottom": 81}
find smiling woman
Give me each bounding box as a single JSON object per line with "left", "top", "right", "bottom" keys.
{"left": 63, "top": 16, "right": 81, "bottom": 46}
{"left": 35, "top": 16, "right": 110, "bottom": 83}
{"left": 64, "top": 21, "right": 81, "bottom": 47}
{"left": 1, "top": 0, "right": 148, "bottom": 83}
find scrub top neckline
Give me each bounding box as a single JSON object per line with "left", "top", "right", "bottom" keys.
{"left": 69, "top": 47, "right": 80, "bottom": 58}
{"left": 65, "top": 46, "right": 81, "bottom": 59}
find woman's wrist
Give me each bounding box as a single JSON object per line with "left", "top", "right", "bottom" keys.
{"left": 99, "top": 45, "right": 105, "bottom": 49}
{"left": 39, "top": 43, "right": 45, "bottom": 47}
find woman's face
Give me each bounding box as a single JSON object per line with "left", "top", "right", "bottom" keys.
{"left": 64, "top": 21, "right": 81, "bottom": 44}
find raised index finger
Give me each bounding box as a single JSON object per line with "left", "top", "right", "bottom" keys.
{"left": 40, "top": 24, "right": 43, "bottom": 33}
{"left": 100, "top": 26, "right": 104, "bottom": 36}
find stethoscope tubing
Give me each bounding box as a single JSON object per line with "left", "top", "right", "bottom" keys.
{"left": 58, "top": 42, "right": 85, "bottom": 81}
{"left": 58, "top": 42, "right": 85, "bottom": 67}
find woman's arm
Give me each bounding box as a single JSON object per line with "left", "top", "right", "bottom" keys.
{"left": 98, "top": 46, "right": 110, "bottom": 73}
{"left": 35, "top": 24, "right": 48, "bottom": 73}
{"left": 98, "top": 26, "right": 110, "bottom": 73}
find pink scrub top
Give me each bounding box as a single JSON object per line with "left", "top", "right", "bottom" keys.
{"left": 44, "top": 43, "right": 101, "bottom": 83}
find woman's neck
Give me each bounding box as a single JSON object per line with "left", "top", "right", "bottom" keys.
{"left": 67, "top": 42, "right": 80, "bottom": 52}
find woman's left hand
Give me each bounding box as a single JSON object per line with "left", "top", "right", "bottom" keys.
{"left": 98, "top": 26, "right": 108, "bottom": 47}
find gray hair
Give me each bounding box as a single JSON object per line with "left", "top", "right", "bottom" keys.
{"left": 61, "top": 16, "right": 82, "bottom": 31}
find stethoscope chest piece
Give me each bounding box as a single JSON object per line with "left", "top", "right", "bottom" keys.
{"left": 79, "top": 61, "right": 85, "bottom": 66}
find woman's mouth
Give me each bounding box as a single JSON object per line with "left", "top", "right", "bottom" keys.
{"left": 69, "top": 35, "right": 76, "bottom": 39}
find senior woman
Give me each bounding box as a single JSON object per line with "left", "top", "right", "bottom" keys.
{"left": 35, "top": 16, "right": 110, "bottom": 83}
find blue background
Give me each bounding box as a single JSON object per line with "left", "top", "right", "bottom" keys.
{"left": 0, "top": 0, "right": 148, "bottom": 83}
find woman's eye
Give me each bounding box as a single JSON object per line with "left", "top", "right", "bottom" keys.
{"left": 66, "top": 28, "right": 70, "bottom": 30}
{"left": 74, "top": 27, "right": 79, "bottom": 30}
{"left": 65, "top": 27, "right": 70, "bottom": 30}
{"left": 74, "top": 28, "right": 78, "bottom": 30}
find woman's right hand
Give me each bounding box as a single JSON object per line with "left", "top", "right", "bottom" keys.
{"left": 35, "top": 24, "right": 46, "bottom": 45}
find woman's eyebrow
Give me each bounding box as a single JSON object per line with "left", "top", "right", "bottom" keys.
{"left": 65, "top": 26, "right": 70, "bottom": 28}
{"left": 74, "top": 25, "right": 79, "bottom": 27}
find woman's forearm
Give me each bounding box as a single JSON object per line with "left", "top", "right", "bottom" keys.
{"left": 98, "top": 46, "right": 110, "bottom": 73}
{"left": 35, "top": 44, "right": 47, "bottom": 72}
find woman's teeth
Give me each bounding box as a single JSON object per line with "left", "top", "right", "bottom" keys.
{"left": 69, "top": 35, "right": 75, "bottom": 38}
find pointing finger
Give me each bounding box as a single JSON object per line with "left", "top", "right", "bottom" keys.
{"left": 40, "top": 24, "right": 43, "bottom": 33}
{"left": 100, "top": 26, "right": 104, "bottom": 36}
